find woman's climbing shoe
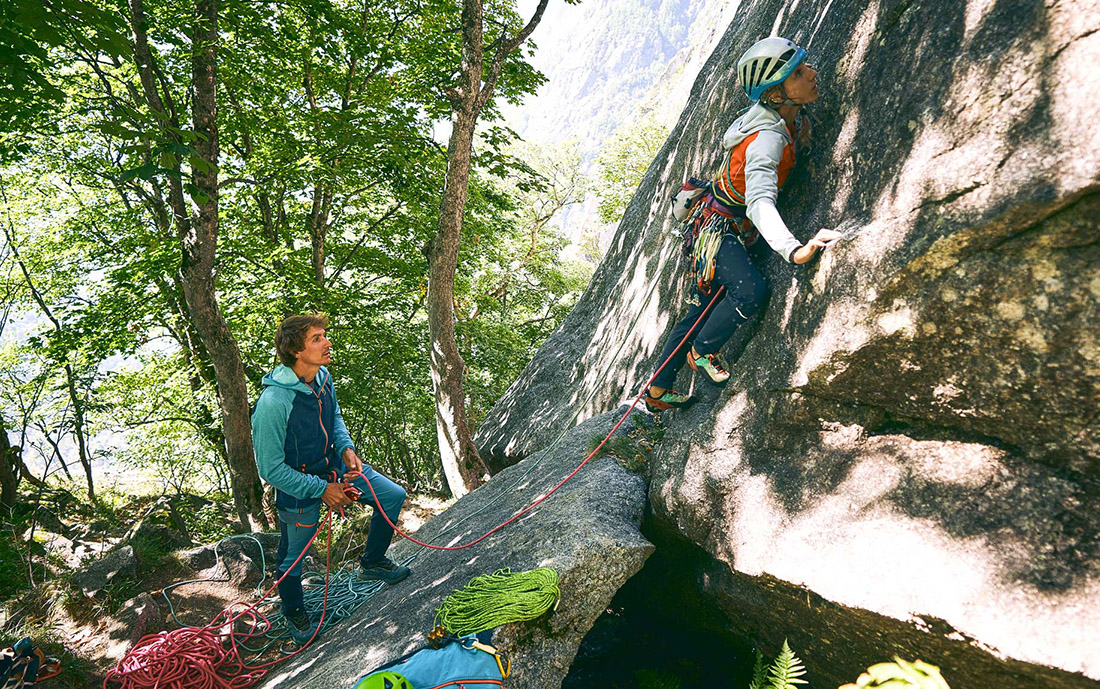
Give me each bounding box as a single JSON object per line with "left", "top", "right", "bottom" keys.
{"left": 645, "top": 389, "right": 698, "bottom": 413}
{"left": 688, "top": 350, "right": 730, "bottom": 386}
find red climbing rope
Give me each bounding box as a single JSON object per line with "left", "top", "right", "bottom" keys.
{"left": 103, "top": 485, "right": 350, "bottom": 689}
{"left": 353, "top": 286, "right": 727, "bottom": 551}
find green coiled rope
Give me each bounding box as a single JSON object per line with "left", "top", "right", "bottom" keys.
{"left": 434, "top": 568, "right": 560, "bottom": 636}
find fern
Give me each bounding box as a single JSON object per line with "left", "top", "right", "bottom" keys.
{"left": 635, "top": 668, "right": 682, "bottom": 689}
{"left": 748, "top": 649, "right": 768, "bottom": 689}
{"left": 766, "top": 639, "right": 808, "bottom": 689}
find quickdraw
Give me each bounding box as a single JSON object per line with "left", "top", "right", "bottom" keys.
{"left": 465, "top": 639, "right": 510, "bottom": 679}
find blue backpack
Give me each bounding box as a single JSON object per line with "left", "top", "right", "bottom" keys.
{"left": 353, "top": 632, "right": 508, "bottom": 689}
{"left": 1, "top": 638, "right": 61, "bottom": 688}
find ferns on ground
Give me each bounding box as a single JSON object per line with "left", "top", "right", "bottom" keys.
{"left": 748, "top": 650, "right": 768, "bottom": 689}
{"left": 748, "top": 639, "right": 807, "bottom": 689}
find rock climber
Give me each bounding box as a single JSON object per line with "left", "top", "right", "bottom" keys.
{"left": 251, "top": 313, "right": 410, "bottom": 644}
{"left": 646, "top": 36, "right": 842, "bottom": 413}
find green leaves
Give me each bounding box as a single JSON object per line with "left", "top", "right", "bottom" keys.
{"left": 594, "top": 110, "right": 671, "bottom": 225}
{"left": 747, "top": 640, "right": 807, "bottom": 689}
{"left": 746, "top": 645, "right": 953, "bottom": 689}
{"left": 119, "top": 163, "right": 159, "bottom": 183}
{"left": 749, "top": 650, "right": 768, "bottom": 689}
{"left": 3, "top": 0, "right": 584, "bottom": 498}
{"left": 0, "top": 0, "right": 130, "bottom": 160}
{"left": 839, "top": 658, "right": 950, "bottom": 689}
{"left": 768, "top": 640, "right": 807, "bottom": 689}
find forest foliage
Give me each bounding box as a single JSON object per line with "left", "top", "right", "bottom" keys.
{"left": 0, "top": 0, "right": 598, "bottom": 516}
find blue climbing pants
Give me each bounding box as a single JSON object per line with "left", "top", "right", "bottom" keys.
{"left": 275, "top": 464, "right": 407, "bottom": 579}
{"left": 651, "top": 234, "right": 770, "bottom": 390}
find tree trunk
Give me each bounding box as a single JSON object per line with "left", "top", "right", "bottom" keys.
{"left": 176, "top": 0, "right": 267, "bottom": 530}
{"left": 0, "top": 413, "right": 18, "bottom": 514}
{"left": 63, "top": 365, "right": 95, "bottom": 502}
{"left": 308, "top": 184, "right": 332, "bottom": 289}
{"left": 427, "top": 0, "right": 551, "bottom": 497}
{"left": 128, "top": 0, "right": 266, "bottom": 529}
{"left": 0, "top": 183, "right": 96, "bottom": 503}
{"left": 429, "top": 104, "right": 488, "bottom": 498}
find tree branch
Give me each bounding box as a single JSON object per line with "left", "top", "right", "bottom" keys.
{"left": 478, "top": 0, "right": 550, "bottom": 108}
{"left": 329, "top": 202, "right": 403, "bottom": 282}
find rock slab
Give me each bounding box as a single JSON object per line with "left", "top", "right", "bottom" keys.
{"left": 72, "top": 545, "right": 136, "bottom": 599}
{"left": 257, "top": 410, "right": 653, "bottom": 689}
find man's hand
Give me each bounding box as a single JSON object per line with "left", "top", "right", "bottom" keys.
{"left": 792, "top": 228, "right": 844, "bottom": 264}
{"left": 343, "top": 448, "right": 363, "bottom": 478}
{"left": 322, "top": 481, "right": 354, "bottom": 508}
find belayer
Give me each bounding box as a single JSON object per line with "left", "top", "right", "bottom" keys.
{"left": 646, "top": 36, "right": 842, "bottom": 413}
{"left": 251, "top": 313, "right": 411, "bottom": 644}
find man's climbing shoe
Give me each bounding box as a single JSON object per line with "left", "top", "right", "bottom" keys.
{"left": 645, "top": 389, "right": 698, "bottom": 413}
{"left": 688, "top": 350, "right": 730, "bottom": 386}
{"left": 358, "top": 556, "right": 411, "bottom": 585}
{"left": 284, "top": 606, "right": 320, "bottom": 645}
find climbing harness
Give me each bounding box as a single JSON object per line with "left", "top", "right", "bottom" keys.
{"left": 674, "top": 187, "right": 754, "bottom": 294}
{"left": 433, "top": 568, "right": 560, "bottom": 636}
{"left": 693, "top": 220, "right": 724, "bottom": 290}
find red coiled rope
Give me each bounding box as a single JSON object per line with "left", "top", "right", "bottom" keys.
{"left": 103, "top": 483, "right": 354, "bottom": 689}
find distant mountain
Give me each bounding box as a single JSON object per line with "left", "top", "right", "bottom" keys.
{"left": 503, "top": 0, "right": 743, "bottom": 246}
{"left": 507, "top": 0, "right": 742, "bottom": 152}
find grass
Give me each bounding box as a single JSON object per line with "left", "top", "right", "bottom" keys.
{"left": 587, "top": 414, "right": 667, "bottom": 474}
{"left": 182, "top": 498, "right": 236, "bottom": 545}
{"left": 0, "top": 529, "right": 35, "bottom": 601}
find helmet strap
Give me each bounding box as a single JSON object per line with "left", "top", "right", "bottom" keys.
{"left": 767, "top": 82, "right": 800, "bottom": 108}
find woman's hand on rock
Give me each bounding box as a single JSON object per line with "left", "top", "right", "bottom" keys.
{"left": 793, "top": 228, "right": 843, "bottom": 263}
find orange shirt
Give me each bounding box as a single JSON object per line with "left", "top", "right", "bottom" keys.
{"left": 713, "top": 127, "right": 796, "bottom": 207}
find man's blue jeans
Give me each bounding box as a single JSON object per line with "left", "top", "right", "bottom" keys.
{"left": 275, "top": 464, "right": 407, "bottom": 579}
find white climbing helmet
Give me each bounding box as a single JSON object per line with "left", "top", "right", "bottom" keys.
{"left": 737, "top": 37, "right": 807, "bottom": 102}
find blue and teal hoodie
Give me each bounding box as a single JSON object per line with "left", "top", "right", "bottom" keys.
{"left": 251, "top": 364, "right": 356, "bottom": 511}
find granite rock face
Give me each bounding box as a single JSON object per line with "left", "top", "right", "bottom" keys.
{"left": 476, "top": 0, "right": 1099, "bottom": 686}
{"left": 257, "top": 411, "right": 652, "bottom": 689}
{"left": 105, "top": 593, "right": 164, "bottom": 661}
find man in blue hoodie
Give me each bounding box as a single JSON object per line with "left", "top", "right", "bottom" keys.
{"left": 251, "top": 313, "right": 410, "bottom": 643}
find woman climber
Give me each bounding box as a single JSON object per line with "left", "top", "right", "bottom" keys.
{"left": 645, "top": 36, "right": 842, "bottom": 413}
